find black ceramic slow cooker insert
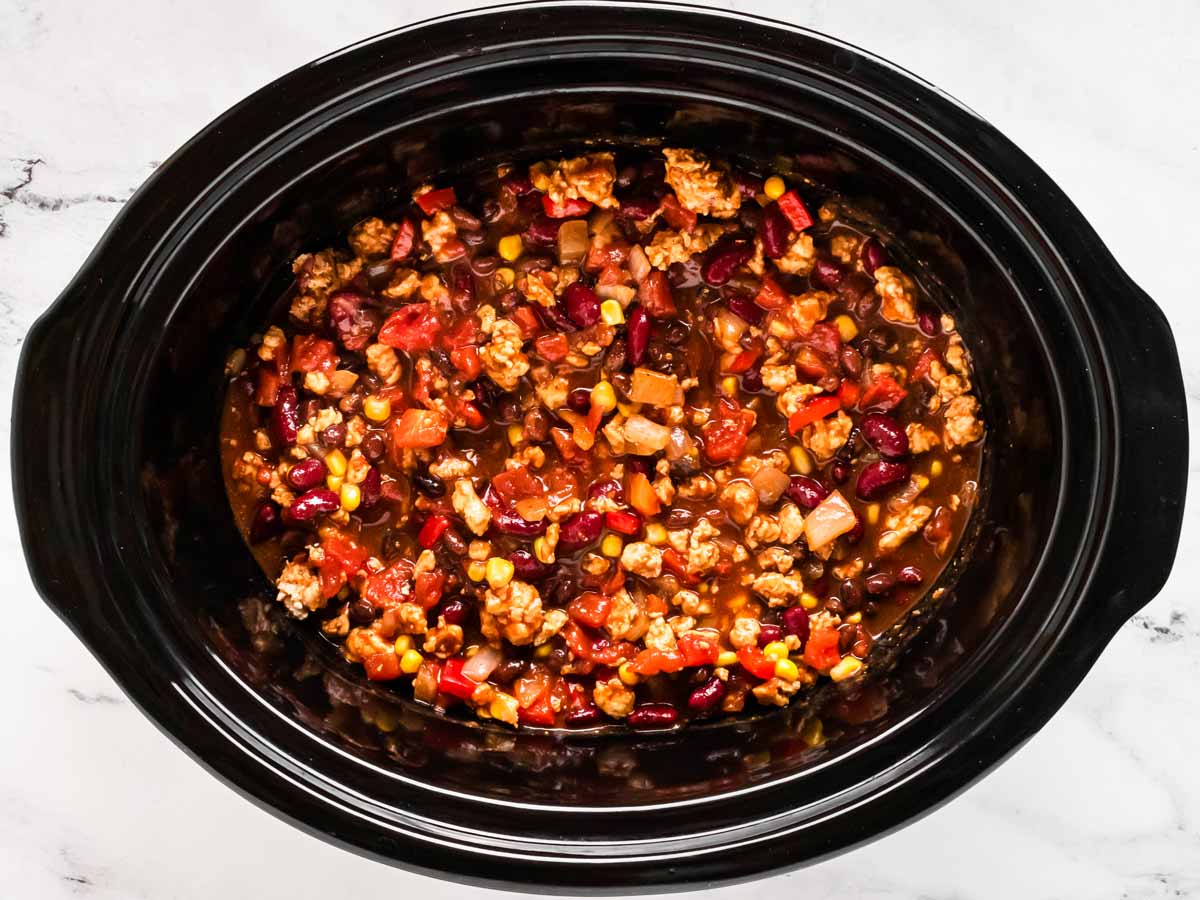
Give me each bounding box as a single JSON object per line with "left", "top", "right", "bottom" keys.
{"left": 13, "top": 2, "right": 1188, "bottom": 890}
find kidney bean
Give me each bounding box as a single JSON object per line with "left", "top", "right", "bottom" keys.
{"left": 860, "top": 413, "right": 910, "bottom": 459}
{"left": 287, "top": 488, "right": 340, "bottom": 522}
{"left": 271, "top": 386, "right": 300, "bottom": 445}
{"left": 508, "top": 548, "right": 551, "bottom": 581}
{"left": 619, "top": 195, "right": 659, "bottom": 221}
{"left": 524, "top": 214, "right": 560, "bottom": 246}
{"left": 328, "top": 292, "right": 382, "bottom": 351}
{"left": 897, "top": 565, "right": 924, "bottom": 585}
{"left": 839, "top": 345, "right": 863, "bottom": 379}
{"left": 563, "top": 282, "right": 600, "bottom": 328}
{"left": 284, "top": 459, "right": 325, "bottom": 492}
{"left": 811, "top": 257, "right": 844, "bottom": 289}
{"left": 248, "top": 502, "right": 282, "bottom": 544}
{"left": 782, "top": 606, "right": 810, "bottom": 642}
{"left": 785, "top": 474, "right": 829, "bottom": 509}
{"left": 760, "top": 203, "right": 790, "bottom": 259}
{"left": 865, "top": 572, "right": 896, "bottom": 595}
{"left": 567, "top": 387, "right": 591, "bottom": 412}
{"left": 449, "top": 206, "right": 482, "bottom": 231}
{"left": 841, "top": 578, "right": 864, "bottom": 611}
{"left": 357, "top": 467, "right": 381, "bottom": 509}
{"left": 757, "top": 624, "right": 784, "bottom": 647}
{"left": 558, "top": 510, "right": 603, "bottom": 553}
{"left": 742, "top": 366, "right": 763, "bottom": 392}
{"left": 860, "top": 237, "right": 887, "bottom": 276}
{"left": 491, "top": 510, "right": 548, "bottom": 537}
{"left": 565, "top": 706, "right": 603, "bottom": 727}
{"left": 439, "top": 599, "right": 470, "bottom": 626}
{"left": 917, "top": 306, "right": 941, "bottom": 336}
{"left": 831, "top": 459, "right": 852, "bottom": 484}
{"left": 856, "top": 460, "right": 911, "bottom": 500}
{"left": 587, "top": 479, "right": 625, "bottom": 504}
{"left": 687, "top": 677, "right": 727, "bottom": 715}
{"left": 726, "top": 294, "right": 764, "bottom": 326}
{"left": 628, "top": 703, "right": 680, "bottom": 729}
{"left": 733, "top": 170, "right": 764, "bottom": 199}
{"left": 701, "top": 240, "right": 754, "bottom": 286}
{"left": 844, "top": 512, "right": 865, "bottom": 545}
{"left": 349, "top": 598, "right": 375, "bottom": 626}
{"left": 626, "top": 304, "right": 650, "bottom": 365}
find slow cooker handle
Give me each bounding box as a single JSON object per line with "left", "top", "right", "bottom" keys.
{"left": 1087, "top": 283, "right": 1188, "bottom": 632}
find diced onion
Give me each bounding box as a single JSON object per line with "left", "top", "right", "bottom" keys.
{"left": 751, "top": 466, "right": 791, "bottom": 506}
{"left": 557, "top": 219, "right": 589, "bottom": 265}
{"left": 623, "top": 414, "right": 672, "bottom": 453}
{"left": 713, "top": 308, "right": 749, "bottom": 352}
{"left": 629, "top": 367, "right": 684, "bottom": 406}
{"left": 628, "top": 245, "right": 651, "bottom": 284}
{"left": 413, "top": 662, "right": 440, "bottom": 703}
{"left": 666, "top": 426, "right": 697, "bottom": 462}
{"left": 804, "top": 489, "right": 858, "bottom": 551}
{"left": 462, "top": 645, "right": 502, "bottom": 682}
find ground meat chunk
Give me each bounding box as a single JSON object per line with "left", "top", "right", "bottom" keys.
{"left": 768, "top": 291, "right": 832, "bottom": 340}
{"left": 752, "top": 571, "right": 805, "bottom": 607}
{"left": 518, "top": 269, "right": 559, "bottom": 308}
{"left": 534, "top": 609, "right": 568, "bottom": 646}
{"left": 644, "top": 224, "right": 726, "bottom": 269}
{"left": 535, "top": 373, "right": 570, "bottom": 411}
{"left": 429, "top": 454, "right": 474, "bottom": 480}
{"left": 538, "top": 152, "right": 619, "bottom": 209}
{"left": 348, "top": 217, "right": 398, "bottom": 259}
{"left": 620, "top": 541, "right": 663, "bottom": 578}
{"left": 343, "top": 625, "right": 393, "bottom": 662}
{"left": 384, "top": 602, "right": 428, "bottom": 635}
{"left": 662, "top": 148, "right": 741, "bottom": 218}
{"left": 719, "top": 480, "right": 758, "bottom": 525}
{"left": 481, "top": 580, "right": 544, "bottom": 646}
{"left": 672, "top": 589, "right": 712, "bottom": 617}
{"left": 488, "top": 691, "right": 520, "bottom": 726}
{"left": 878, "top": 504, "right": 933, "bottom": 554}
{"left": 744, "top": 513, "right": 781, "bottom": 549}
{"left": 802, "top": 410, "right": 853, "bottom": 461}
{"left": 756, "top": 547, "right": 795, "bottom": 573}
{"left": 643, "top": 616, "right": 678, "bottom": 652}
{"left": 752, "top": 675, "right": 807, "bottom": 707}
{"left": 774, "top": 233, "right": 816, "bottom": 275}
{"left": 943, "top": 395, "right": 984, "bottom": 448}
{"left": 382, "top": 268, "right": 421, "bottom": 301}
{"left": 874, "top": 266, "right": 918, "bottom": 325}
{"left": 593, "top": 676, "right": 636, "bottom": 718}
{"left": 480, "top": 318, "right": 530, "bottom": 391}
{"left": 275, "top": 560, "right": 323, "bottom": 618}
{"left": 775, "top": 382, "right": 823, "bottom": 418}
{"left": 687, "top": 518, "right": 722, "bottom": 576}
{"left": 423, "top": 618, "right": 464, "bottom": 658}
{"left": 451, "top": 478, "right": 492, "bottom": 536}
{"left": 605, "top": 589, "right": 649, "bottom": 642}
{"left": 421, "top": 211, "right": 461, "bottom": 263}
{"left": 760, "top": 364, "right": 798, "bottom": 393}
{"left": 366, "top": 343, "right": 401, "bottom": 386}
{"left": 728, "top": 616, "right": 761, "bottom": 649}
{"left": 777, "top": 502, "right": 806, "bottom": 544}
{"left": 907, "top": 422, "right": 941, "bottom": 454}
{"left": 830, "top": 233, "right": 860, "bottom": 264}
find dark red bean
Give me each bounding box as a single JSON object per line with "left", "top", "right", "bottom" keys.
{"left": 897, "top": 565, "right": 924, "bottom": 585}
{"left": 687, "top": 677, "right": 727, "bottom": 715}
{"left": 361, "top": 431, "right": 385, "bottom": 461}
{"left": 587, "top": 479, "right": 625, "bottom": 504}
{"left": 248, "top": 502, "right": 282, "bottom": 544}
{"left": 855, "top": 460, "right": 911, "bottom": 500}
{"left": 626, "top": 304, "right": 650, "bottom": 366}
{"left": 860, "top": 237, "right": 887, "bottom": 276}
{"left": 328, "top": 292, "right": 381, "bottom": 351}
{"left": 439, "top": 599, "right": 470, "bottom": 626}
{"left": 501, "top": 172, "right": 535, "bottom": 196}
{"left": 782, "top": 606, "right": 810, "bottom": 642}
{"left": 322, "top": 422, "right": 348, "bottom": 448}
{"left": 860, "top": 412, "right": 910, "bottom": 459}
{"left": 628, "top": 703, "right": 680, "bottom": 729}
{"left": 831, "top": 459, "right": 852, "bottom": 485}
{"left": 508, "top": 548, "right": 551, "bottom": 581}
{"left": 757, "top": 624, "right": 784, "bottom": 647}
{"left": 865, "top": 572, "right": 897, "bottom": 595}
{"left": 733, "top": 170, "right": 764, "bottom": 200}
{"left": 360, "top": 467, "right": 382, "bottom": 508}
{"left": 288, "top": 488, "right": 340, "bottom": 522}
{"left": 413, "top": 471, "right": 446, "bottom": 498}
{"left": 523, "top": 214, "right": 559, "bottom": 246}
{"left": 563, "top": 282, "right": 600, "bottom": 328}
{"left": 271, "top": 386, "right": 300, "bottom": 446}
{"left": 287, "top": 458, "right": 328, "bottom": 491}
{"left": 565, "top": 706, "right": 603, "bottom": 727}
{"left": 839, "top": 345, "right": 863, "bottom": 378}
{"left": 742, "top": 366, "right": 763, "bottom": 392}
{"left": 726, "top": 294, "right": 764, "bottom": 326}
{"left": 845, "top": 512, "right": 865, "bottom": 545}
{"left": 917, "top": 307, "right": 941, "bottom": 337}
{"left": 701, "top": 240, "right": 754, "bottom": 286}
{"left": 619, "top": 195, "right": 659, "bottom": 221}
{"left": 810, "top": 257, "right": 844, "bottom": 289}
{"left": 567, "top": 387, "right": 591, "bottom": 412}
{"left": 491, "top": 510, "right": 548, "bottom": 537}
{"left": 558, "top": 510, "right": 603, "bottom": 553}
{"left": 785, "top": 475, "right": 830, "bottom": 509}
{"left": 760, "top": 203, "right": 790, "bottom": 259}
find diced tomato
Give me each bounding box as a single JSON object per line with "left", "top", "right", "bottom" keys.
{"left": 661, "top": 547, "right": 698, "bottom": 585}
{"left": 362, "top": 559, "right": 415, "bottom": 607}
{"left": 911, "top": 347, "right": 940, "bottom": 382}
{"left": 795, "top": 347, "right": 833, "bottom": 379}
{"left": 805, "top": 322, "right": 843, "bottom": 361}
{"left": 644, "top": 592, "right": 669, "bottom": 617}
{"left": 440, "top": 315, "right": 480, "bottom": 350}
{"left": 492, "top": 465, "right": 546, "bottom": 505}
{"left": 604, "top": 509, "right": 643, "bottom": 536}
{"left": 390, "top": 218, "right": 416, "bottom": 261}
{"left": 860, "top": 374, "right": 908, "bottom": 412}
{"left": 677, "top": 631, "right": 719, "bottom": 667}
{"left": 534, "top": 332, "right": 569, "bottom": 361}
{"left": 438, "top": 658, "right": 477, "bottom": 700}
{"left": 292, "top": 334, "right": 337, "bottom": 374}
{"left": 754, "top": 273, "right": 789, "bottom": 309}
{"left": 254, "top": 368, "right": 281, "bottom": 406}
{"left": 511, "top": 305, "right": 544, "bottom": 338}
{"left": 630, "top": 647, "right": 686, "bottom": 676}
{"left": 415, "top": 187, "right": 456, "bottom": 216}
{"left": 637, "top": 270, "right": 677, "bottom": 318}
{"left": 737, "top": 646, "right": 778, "bottom": 680}
{"left": 585, "top": 240, "right": 631, "bottom": 272}
{"left": 776, "top": 190, "right": 814, "bottom": 231}
{"left": 627, "top": 472, "right": 661, "bottom": 518}
{"left": 317, "top": 533, "right": 369, "bottom": 599}
{"left": 562, "top": 621, "right": 595, "bottom": 659}
{"left": 414, "top": 569, "right": 445, "bottom": 609}
{"left": 542, "top": 195, "right": 593, "bottom": 218}
{"left": 449, "top": 346, "right": 482, "bottom": 379}
{"left": 550, "top": 426, "right": 582, "bottom": 464}
{"left": 567, "top": 592, "right": 612, "bottom": 629}
{"left": 803, "top": 626, "right": 842, "bottom": 671}
{"left": 418, "top": 514, "right": 452, "bottom": 549}
{"left": 838, "top": 379, "right": 861, "bottom": 409}
{"left": 589, "top": 639, "right": 637, "bottom": 666}
{"left": 787, "top": 394, "right": 842, "bottom": 434}
{"left": 378, "top": 304, "right": 443, "bottom": 352}
{"left": 702, "top": 397, "right": 756, "bottom": 463}
{"left": 659, "top": 194, "right": 697, "bottom": 230}
{"left": 364, "top": 652, "right": 402, "bottom": 681}
{"left": 389, "top": 408, "right": 449, "bottom": 450}
{"left": 721, "top": 346, "right": 761, "bottom": 374}
{"left": 518, "top": 694, "right": 556, "bottom": 725}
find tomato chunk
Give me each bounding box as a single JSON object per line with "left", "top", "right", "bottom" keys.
{"left": 364, "top": 652, "right": 402, "bottom": 681}
{"left": 737, "top": 646, "right": 778, "bottom": 680}
{"left": 416, "top": 187, "right": 456, "bottom": 216}
{"left": 678, "top": 631, "right": 720, "bottom": 667}
{"left": 389, "top": 409, "right": 449, "bottom": 450}
{"left": 803, "top": 626, "right": 842, "bottom": 672}
{"left": 567, "top": 592, "right": 612, "bottom": 629}
{"left": 542, "top": 195, "right": 593, "bottom": 218}
{"left": 378, "top": 304, "right": 442, "bottom": 352}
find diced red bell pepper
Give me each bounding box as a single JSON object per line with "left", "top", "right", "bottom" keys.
{"left": 630, "top": 647, "right": 686, "bottom": 676}
{"left": 722, "top": 346, "right": 761, "bottom": 374}
{"left": 378, "top": 304, "right": 443, "bottom": 352}
{"left": 415, "top": 187, "right": 456, "bottom": 216}
{"left": 661, "top": 547, "right": 698, "bottom": 585}
{"left": 518, "top": 694, "right": 557, "bottom": 725}
{"left": 754, "top": 273, "right": 789, "bottom": 310}
{"left": 567, "top": 592, "right": 612, "bottom": 629}
{"left": 701, "top": 397, "right": 756, "bottom": 463}
{"left": 776, "top": 190, "right": 814, "bottom": 231}
{"left": 677, "top": 631, "right": 719, "bottom": 667}
{"left": 542, "top": 195, "right": 593, "bottom": 218}
{"left": 803, "top": 627, "right": 842, "bottom": 672}
{"left": 534, "top": 332, "right": 570, "bottom": 361}
{"left": 389, "top": 409, "right": 449, "bottom": 450}
{"left": 860, "top": 374, "right": 909, "bottom": 412}
{"left": 604, "top": 509, "right": 643, "bottom": 536}
{"left": 364, "top": 652, "right": 402, "bottom": 681}
{"left": 390, "top": 218, "right": 416, "bottom": 261}
{"left": 787, "top": 394, "right": 843, "bottom": 434}
{"left": 438, "top": 658, "right": 478, "bottom": 700}
{"left": 659, "top": 194, "right": 697, "bottom": 230}
{"left": 254, "top": 368, "right": 281, "bottom": 406}
{"left": 418, "top": 514, "right": 452, "bottom": 549}
{"left": 637, "top": 270, "right": 677, "bottom": 318}
{"left": 737, "top": 646, "right": 778, "bottom": 680}
{"left": 510, "top": 305, "right": 544, "bottom": 338}
{"left": 449, "top": 346, "right": 482, "bottom": 380}
{"left": 838, "top": 379, "right": 861, "bottom": 409}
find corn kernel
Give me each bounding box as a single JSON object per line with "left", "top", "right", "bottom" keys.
{"left": 507, "top": 423, "right": 525, "bottom": 446}
{"left": 534, "top": 643, "right": 553, "bottom": 658}
{"left": 800, "top": 716, "right": 825, "bottom": 748}
{"left": 789, "top": 445, "right": 814, "bottom": 475}
{"left": 325, "top": 449, "right": 347, "bottom": 477}
{"left": 618, "top": 661, "right": 640, "bottom": 686}
{"left": 616, "top": 400, "right": 642, "bottom": 417}
{"left": 533, "top": 536, "right": 555, "bottom": 565}
{"left": 866, "top": 503, "right": 880, "bottom": 525}
{"left": 486, "top": 557, "right": 515, "bottom": 590}
{"left": 716, "top": 650, "right": 739, "bottom": 667}
{"left": 339, "top": 482, "right": 361, "bottom": 512}
{"left": 326, "top": 473, "right": 344, "bottom": 492}
{"left": 495, "top": 266, "right": 515, "bottom": 289}
{"left": 800, "top": 592, "right": 819, "bottom": 610}
{"left": 394, "top": 635, "right": 413, "bottom": 654}
{"left": 774, "top": 658, "right": 800, "bottom": 681}
{"left": 845, "top": 612, "right": 862, "bottom": 625}
{"left": 362, "top": 395, "right": 391, "bottom": 422}
{"left": 400, "top": 649, "right": 424, "bottom": 674}
{"left": 467, "top": 560, "right": 487, "bottom": 582}
{"left": 762, "top": 641, "right": 789, "bottom": 661}
{"left": 834, "top": 314, "right": 859, "bottom": 342}
{"left": 600, "top": 298, "right": 625, "bottom": 325}
{"left": 645, "top": 523, "right": 667, "bottom": 546}
{"left": 465, "top": 644, "right": 479, "bottom": 657}
{"left": 591, "top": 380, "right": 616, "bottom": 412}
{"left": 498, "top": 234, "right": 524, "bottom": 261}
{"left": 763, "top": 176, "right": 786, "bottom": 200}
{"left": 721, "top": 375, "right": 738, "bottom": 396}
{"left": 914, "top": 475, "right": 930, "bottom": 492}
{"left": 830, "top": 656, "right": 863, "bottom": 682}
{"left": 489, "top": 696, "right": 513, "bottom": 720}
{"left": 930, "top": 460, "right": 944, "bottom": 477}
{"left": 600, "top": 533, "right": 624, "bottom": 558}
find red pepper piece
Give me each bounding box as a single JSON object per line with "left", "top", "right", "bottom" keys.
{"left": 438, "top": 658, "right": 477, "bottom": 700}
{"left": 416, "top": 187, "right": 456, "bottom": 216}
{"left": 787, "top": 394, "right": 842, "bottom": 434}
{"left": 542, "top": 195, "right": 593, "bottom": 218}
{"left": 418, "top": 514, "right": 452, "bottom": 549}
{"left": 604, "top": 509, "right": 644, "bottom": 537}
{"left": 776, "top": 190, "right": 814, "bottom": 231}
{"left": 860, "top": 374, "right": 908, "bottom": 412}
{"left": 737, "top": 646, "right": 778, "bottom": 680}
{"left": 661, "top": 547, "right": 698, "bottom": 585}
{"left": 754, "top": 272, "right": 789, "bottom": 310}
{"left": 838, "top": 379, "right": 861, "bottom": 409}
{"left": 364, "top": 652, "right": 402, "bottom": 681}
{"left": 518, "top": 694, "right": 556, "bottom": 725}
{"left": 803, "top": 627, "right": 842, "bottom": 671}
{"left": 390, "top": 218, "right": 415, "bottom": 261}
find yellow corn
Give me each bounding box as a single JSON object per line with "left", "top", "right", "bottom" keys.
{"left": 616, "top": 400, "right": 642, "bottom": 418}
{"left": 399, "top": 649, "right": 424, "bottom": 674}
{"left": 800, "top": 592, "right": 819, "bottom": 610}
{"left": 325, "top": 449, "right": 347, "bottom": 477}
{"left": 486, "top": 557, "right": 515, "bottom": 590}
{"left": 762, "top": 641, "right": 789, "bottom": 661}
{"left": 618, "top": 662, "right": 640, "bottom": 686}
{"left": 534, "top": 643, "right": 553, "bottom": 658}
{"left": 467, "top": 560, "right": 487, "bottom": 582}
{"left": 394, "top": 635, "right": 413, "bottom": 654}
{"left": 834, "top": 314, "right": 859, "bottom": 342}
{"left": 591, "top": 380, "right": 616, "bottom": 412}
{"left": 532, "top": 536, "right": 555, "bottom": 564}
{"left": 489, "top": 696, "right": 513, "bottom": 720}
{"left": 774, "top": 658, "right": 800, "bottom": 681}
{"left": 930, "top": 460, "right": 943, "bottom": 477}
{"left": 716, "top": 650, "right": 739, "bottom": 667}
{"left": 866, "top": 503, "right": 880, "bottom": 525}
{"left": 498, "top": 234, "right": 524, "bottom": 261}
{"left": 789, "top": 445, "right": 814, "bottom": 475}
{"left": 721, "top": 375, "right": 738, "bottom": 396}
{"left": 914, "top": 474, "right": 930, "bottom": 492}
{"left": 830, "top": 656, "right": 863, "bottom": 682}
{"left": 600, "top": 299, "right": 625, "bottom": 325}
{"left": 763, "top": 176, "right": 786, "bottom": 200}
{"left": 325, "top": 473, "right": 344, "bottom": 492}
{"left": 800, "top": 716, "right": 825, "bottom": 748}
{"left": 507, "top": 423, "right": 525, "bottom": 446}
{"left": 339, "top": 482, "right": 361, "bottom": 512}
{"left": 495, "top": 266, "right": 515, "bottom": 288}
{"left": 845, "top": 612, "right": 862, "bottom": 625}
{"left": 645, "top": 523, "right": 667, "bottom": 546}
{"left": 362, "top": 395, "right": 391, "bottom": 423}
{"left": 600, "top": 533, "right": 623, "bottom": 558}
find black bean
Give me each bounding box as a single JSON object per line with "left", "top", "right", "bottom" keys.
{"left": 841, "top": 578, "right": 864, "bottom": 609}
{"left": 361, "top": 431, "right": 386, "bottom": 461}
{"left": 663, "top": 320, "right": 690, "bottom": 345}
{"left": 865, "top": 572, "right": 896, "bottom": 595}
{"left": 320, "top": 423, "right": 347, "bottom": 447}
{"left": 349, "top": 599, "right": 375, "bottom": 626}
{"left": 413, "top": 471, "right": 446, "bottom": 498}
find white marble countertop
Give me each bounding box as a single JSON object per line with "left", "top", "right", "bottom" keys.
{"left": 1, "top": 1, "right": 1197, "bottom": 897}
